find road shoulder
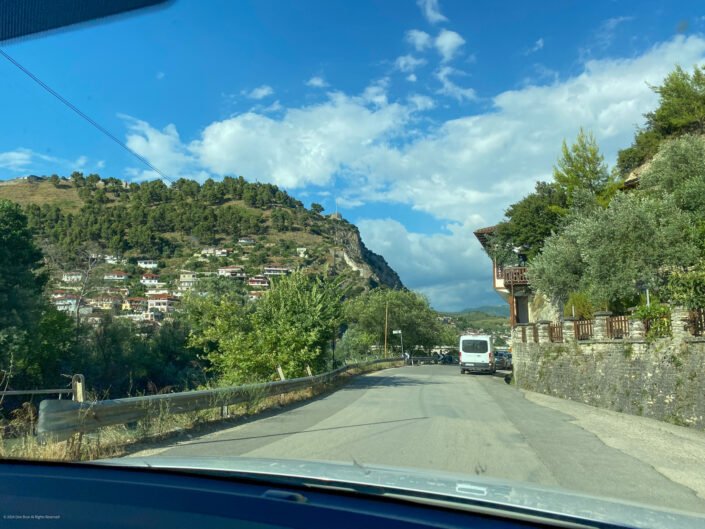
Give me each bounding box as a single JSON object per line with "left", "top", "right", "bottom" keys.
{"left": 521, "top": 389, "right": 705, "bottom": 501}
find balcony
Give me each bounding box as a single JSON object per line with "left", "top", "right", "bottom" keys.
{"left": 503, "top": 266, "right": 528, "bottom": 286}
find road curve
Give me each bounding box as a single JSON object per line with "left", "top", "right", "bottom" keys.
{"left": 138, "top": 365, "right": 705, "bottom": 514}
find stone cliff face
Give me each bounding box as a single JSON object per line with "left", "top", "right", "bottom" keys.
{"left": 336, "top": 224, "right": 404, "bottom": 289}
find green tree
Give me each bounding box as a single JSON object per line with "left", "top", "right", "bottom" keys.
{"left": 190, "top": 271, "right": 345, "bottom": 384}
{"left": 530, "top": 193, "right": 698, "bottom": 307}
{"left": 638, "top": 134, "right": 705, "bottom": 217}
{"left": 646, "top": 65, "right": 705, "bottom": 136}
{"left": 553, "top": 128, "right": 611, "bottom": 208}
{"left": 311, "top": 203, "right": 324, "bottom": 215}
{"left": 0, "top": 200, "right": 47, "bottom": 329}
{"left": 489, "top": 182, "right": 567, "bottom": 264}
{"left": 0, "top": 201, "right": 77, "bottom": 391}
{"left": 344, "top": 289, "right": 441, "bottom": 355}
{"left": 335, "top": 327, "right": 377, "bottom": 362}
{"left": 70, "top": 171, "right": 85, "bottom": 187}
{"left": 617, "top": 65, "right": 705, "bottom": 176}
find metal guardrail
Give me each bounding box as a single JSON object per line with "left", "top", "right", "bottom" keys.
{"left": 1, "top": 375, "right": 85, "bottom": 401}
{"left": 37, "top": 359, "right": 403, "bottom": 442}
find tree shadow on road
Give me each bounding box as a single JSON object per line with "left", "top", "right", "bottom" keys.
{"left": 160, "top": 416, "right": 429, "bottom": 448}
{"left": 341, "top": 374, "right": 443, "bottom": 391}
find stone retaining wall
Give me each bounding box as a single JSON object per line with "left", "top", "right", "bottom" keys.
{"left": 512, "top": 317, "right": 705, "bottom": 429}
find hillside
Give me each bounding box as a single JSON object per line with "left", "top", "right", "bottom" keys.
{"left": 439, "top": 309, "right": 510, "bottom": 345}
{"left": 0, "top": 175, "right": 403, "bottom": 297}
{"left": 459, "top": 305, "right": 509, "bottom": 317}
{"left": 0, "top": 176, "right": 83, "bottom": 211}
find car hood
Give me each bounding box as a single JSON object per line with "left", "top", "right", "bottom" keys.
{"left": 94, "top": 456, "right": 705, "bottom": 529}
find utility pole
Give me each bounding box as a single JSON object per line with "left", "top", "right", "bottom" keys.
{"left": 384, "top": 301, "right": 389, "bottom": 358}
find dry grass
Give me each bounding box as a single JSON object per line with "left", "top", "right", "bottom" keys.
{"left": 0, "top": 180, "right": 83, "bottom": 212}
{"left": 1, "top": 361, "right": 402, "bottom": 462}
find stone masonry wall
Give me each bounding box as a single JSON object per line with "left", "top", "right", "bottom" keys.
{"left": 512, "top": 322, "right": 705, "bottom": 430}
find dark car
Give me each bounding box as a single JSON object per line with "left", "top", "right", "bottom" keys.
{"left": 494, "top": 350, "right": 510, "bottom": 370}
{"left": 438, "top": 352, "right": 456, "bottom": 364}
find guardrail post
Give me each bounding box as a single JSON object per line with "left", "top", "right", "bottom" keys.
{"left": 276, "top": 366, "right": 286, "bottom": 381}
{"left": 71, "top": 374, "right": 85, "bottom": 403}
{"left": 305, "top": 365, "right": 313, "bottom": 377}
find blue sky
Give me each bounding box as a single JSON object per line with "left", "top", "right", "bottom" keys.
{"left": 1, "top": 0, "right": 705, "bottom": 311}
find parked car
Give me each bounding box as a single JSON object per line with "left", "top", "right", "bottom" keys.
{"left": 506, "top": 353, "right": 513, "bottom": 370}
{"left": 437, "top": 352, "right": 456, "bottom": 364}
{"left": 494, "top": 350, "right": 510, "bottom": 370}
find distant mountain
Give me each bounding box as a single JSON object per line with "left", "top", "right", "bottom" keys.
{"left": 455, "top": 305, "right": 509, "bottom": 317}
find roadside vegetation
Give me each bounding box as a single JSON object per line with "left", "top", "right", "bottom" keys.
{"left": 486, "top": 65, "right": 705, "bottom": 328}
{"left": 0, "top": 195, "right": 447, "bottom": 437}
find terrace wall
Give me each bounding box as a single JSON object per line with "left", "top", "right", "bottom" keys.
{"left": 511, "top": 309, "right": 705, "bottom": 429}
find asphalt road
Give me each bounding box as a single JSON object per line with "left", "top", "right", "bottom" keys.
{"left": 137, "top": 365, "right": 705, "bottom": 514}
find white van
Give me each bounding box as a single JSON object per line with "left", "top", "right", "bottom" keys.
{"left": 459, "top": 334, "right": 495, "bottom": 374}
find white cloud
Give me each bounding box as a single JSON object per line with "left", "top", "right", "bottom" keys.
{"left": 120, "top": 114, "right": 207, "bottom": 181}
{"left": 306, "top": 76, "right": 329, "bottom": 88}
{"left": 407, "top": 94, "right": 435, "bottom": 111}
{"left": 119, "top": 35, "right": 705, "bottom": 309}
{"left": 435, "top": 66, "right": 476, "bottom": 101}
{"left": 74, "top": 155, "right": 87, "bottom": 169}
{"left": 406, "top": 73, "right": 418, "bottom": 82}
{"left": 243, "top": 85, "right": 274, "bottom": 100}
{"left": 405, "top": 29, "right": 432, "bottom": 51}
{"left": 96, "top": 160, "right": 105, "bottom": 169}
{"left": 581, "top": 16, "right": 634, "bottom": 59}
{"left": 417, "top": 0, "right": 448, "bottom": 25}
{"left": 357, "top": 218, "right": 498, "bottom": 310}
{"left": 188, "top": 86, "right": 412, "bottom": 188}
{"left": 250, "top": 100, "right": 283, "bottom": 114}
{"left": 361, "top": 78, "right": 390, "bottom": 106}
{"left": 0, "top": 148, "right": 88, "bottom": 174}
{"left": 0, "top": 149, "right": 33, "bottom": 171}
{"left": 394, "top": 54, "right": 426, "bottom": 73}
{"left": 524, "top": 37, "right": 544, "bottom": 55}
{"left": 435, "top": 29, "right": 465, "bottom": 62}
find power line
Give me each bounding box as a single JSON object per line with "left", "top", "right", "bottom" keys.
{"left": 0, "top": 47, "right": 174, "bottom": 184}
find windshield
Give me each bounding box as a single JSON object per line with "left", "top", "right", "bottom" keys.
{"left": 461, "top": 339, "right": 489, "bottom": 353}
{"left": 2, "top": 0, "right": 705, "bottom": 525}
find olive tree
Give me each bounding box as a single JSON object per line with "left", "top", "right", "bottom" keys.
{"left": 530, "top": 193, "right": 698, "bottom": 308}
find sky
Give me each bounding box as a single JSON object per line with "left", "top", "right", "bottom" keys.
{"left": 1, "top": 0, "right": 705, "bottom": 311}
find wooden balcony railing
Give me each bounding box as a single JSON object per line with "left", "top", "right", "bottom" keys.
{"left": 503, "top": 266, "right": 528, "bottom": 286}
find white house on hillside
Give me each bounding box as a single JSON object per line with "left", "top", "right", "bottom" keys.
{"left": 218, "top": 265, "right": 246, "bottom": 279}
{"left": 263, "top": 265, "right": 290, "bottom": 276}
{"left": 201, "top": 247, "right": 230, "bottom": 257}
{"left": 105, "top": 255, "right": 126, "bottom": 265}
{"left": 137, "top": 259, "right": 159, "bottom": 269}
{"left": 248, "top": 275, "right": 269, "bottom": 288}
{"left": 104, "top": 271, "right": 129, "bottom": 282}
{"left": 140, "top": 273, "right": 161, "bottom": 286}
{"left": 179, "top": 271, "right": 198, "bottom": 291}
{"left": 62, "top": 271, "right": 84, "bottom": 283}
{"left": 148, "top": 294, "right": 178, "bottom": 313}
